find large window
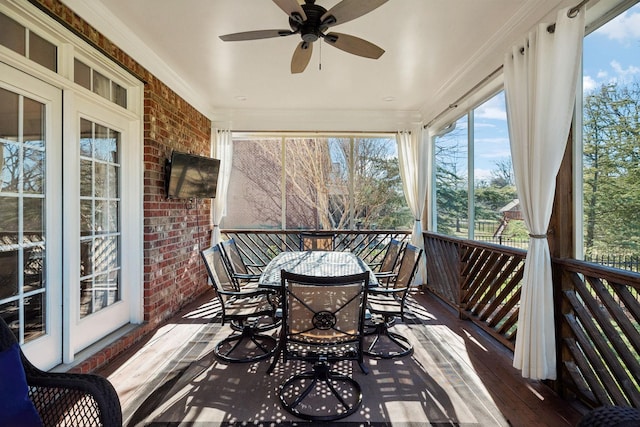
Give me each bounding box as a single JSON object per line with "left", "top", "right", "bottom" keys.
{"left": 433, "top": 92, "right": 523, "bottom": 248}
{"left": 581, "top": 1, "right": 640, "bottom": 271}
{"left": 224, "top": 134, "right": 412, "bottom": 230}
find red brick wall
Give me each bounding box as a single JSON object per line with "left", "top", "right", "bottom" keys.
{"left": 143, "top": 75, "right": 212, "bottom": 325}
{"left": 32, "top": 0, "right": 213, "bottom": 372}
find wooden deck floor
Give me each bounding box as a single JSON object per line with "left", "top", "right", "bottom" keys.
{"left": 97, "top": 290, "right": 585, "bottom": 426}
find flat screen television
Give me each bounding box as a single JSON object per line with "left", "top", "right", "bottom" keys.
{"left": 166, "top": 151, "right": 220, "bottom": 199}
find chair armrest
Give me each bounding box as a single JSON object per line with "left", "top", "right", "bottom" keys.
{"left": 368, "top": 286, "right": 407, "bottom": 296}
{"left": 368, "top": 261, "right": 383, "bottom": 269}
{"left": 25, "top": 368, "right": 122, "bottom": 427}
{"left": 374, "top": 271, "right": 397, "bottom": 279}
{"left": 221, "top": 288, "right": 277, "bottom": 298}
{"left": 232, "top": 273, "right": 261, "bottom": 281}
{"left": 246, "top": 262, "right": 265, "bottom": 268}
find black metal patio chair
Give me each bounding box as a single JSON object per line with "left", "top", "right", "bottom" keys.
{"left": 365, "top": 243, "right": 422, "bottom": 358}
{"left": 369, "top": 238, "right": 405, "bottom": 285}
{"left": 201, "top": 245, "right": 278, "bottom": 363}
{"left": 219, "top": 238, "right": 264, "bottom": 289}
{"left": 299, "top": 232, "right": 336, "bottom": 251}
{"left": 268, "top": 271, "right": 369, "bottom": 421}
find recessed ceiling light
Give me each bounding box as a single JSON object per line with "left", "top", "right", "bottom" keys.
{"left": 235, "top": 96, "right": 247, "bottom": 101}
{"left": 383, "top": 96, "right": 395, "bottom": 102}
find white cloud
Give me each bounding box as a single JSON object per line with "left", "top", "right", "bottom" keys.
{"left": 476, "top": 106, "right": 507, "bottom": 120}
{"left": 475, "top": 96, "right": 507, "bottom": 121}
{"left": 610, "top": 60, "right": 640, "bottom": 81}
{"left": 474, "top": 168, "right": 493, "bottom": 181}
{"left": 595, "top": 10, "right": 640, "bottom": 43}
{"left": 474, "top": 122, "right": 496, "bottom": 129}
{"left": 583, "top": 75, "right": 597, "bottom": 93}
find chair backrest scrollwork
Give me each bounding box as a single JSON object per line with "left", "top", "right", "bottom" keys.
{"left": 280, "top": 271, "right": 369, "bottom": 363}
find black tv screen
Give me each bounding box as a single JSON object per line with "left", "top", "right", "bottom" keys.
{"left": 166, "top": 151, "right": 220, "bottom": 199}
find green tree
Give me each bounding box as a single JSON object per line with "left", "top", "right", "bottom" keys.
{"left": 434, "top": 131, "right": 468, "bottom": 235}
{"left": 583, "top": 81, "right": 640, "bottom": 256}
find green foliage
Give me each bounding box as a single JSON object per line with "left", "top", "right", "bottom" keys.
{"left": 474, "top": 183, "right": 517, "bottom": 221}
{"left": 503, "top": 220, "right": 529, "bottom": 240}
{"left": 583, "top": 81, "right": 640, "bottom": 256}
{"left": 351, "top": 139, "right": 413, "bottom": 229}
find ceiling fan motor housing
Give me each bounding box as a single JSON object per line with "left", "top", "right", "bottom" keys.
{"left": 289, "top": 2, "right": 331, "bottom": 43}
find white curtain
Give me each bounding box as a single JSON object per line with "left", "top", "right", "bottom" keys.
{"left": 504, "top": 7, "right": 584, "bottom": 380}
{"left": 397, "top": 128, "right": 428, "bottom": 284}
{"left": 211, "top": 128, "right": 233, "bottom": 244}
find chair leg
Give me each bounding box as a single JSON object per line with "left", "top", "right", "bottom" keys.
{"left": 230, "top": 315, "right": 281, "bottom": 332}
{"left": 364, "top": 315, "right": 413, "bottom": 359}
{"left": 278, "top": 361, "right": 363, "bottom": 421}
{"left": 215, "top": 322, "right": 277, "bottom": 363}
{"left": 266, "top": 343, "right": 282, "bottom": 374}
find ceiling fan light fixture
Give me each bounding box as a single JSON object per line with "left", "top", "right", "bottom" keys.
{"left": 302, "top": 31, "right": 319, "bottom": 42}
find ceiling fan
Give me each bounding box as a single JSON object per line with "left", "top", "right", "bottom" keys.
{"left": 219, "top": 0, "right": 387, "bottom": 73}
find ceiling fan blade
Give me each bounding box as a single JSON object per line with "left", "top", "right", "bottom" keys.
{"left": 219, "top": 29, "right": 293, "bottom": 42}
{"left": 321, "top": 0, "right": 388, "bottom": 28}
{"left": 291, "top": 41, "right": 313, "bottom": 74}
{"left": 272, "top": 0, "right": 307, "bottom": 23}
{"left": 324, "top": 32, "right": 384, "bottom": 59}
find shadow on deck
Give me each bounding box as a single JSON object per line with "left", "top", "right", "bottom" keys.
{"left": 97, "top": 290, "right": 584, "bottom": 426}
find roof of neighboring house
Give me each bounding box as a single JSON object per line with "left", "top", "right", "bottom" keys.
{"left": 499, "top": 199, "right": 520, "bottom": 213}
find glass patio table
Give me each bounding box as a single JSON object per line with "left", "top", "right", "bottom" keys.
{"left": 258, "top": 251, "right": 378, "bottom": 288}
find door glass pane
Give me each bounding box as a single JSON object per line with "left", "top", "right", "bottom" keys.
{"left": 0, "top": 250, "right": 18, "bottom": 299}
{"left": 24, "top": 293, "right": 44, "bottom": 341}
{"left": 0, "top": 88, "right": 46, "bottom": 342}
{"left": 79, "top": 120, "right": 121, "bottom": 318}
{"left": 23, "top": 97, "right": 45, "bottom": 148}
{"left": 23, "top": 148, "right": 44, "bottom": 194}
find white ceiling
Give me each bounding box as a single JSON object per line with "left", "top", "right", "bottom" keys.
{"left": 61, "top": 0, "right": 581, "bottom": 131}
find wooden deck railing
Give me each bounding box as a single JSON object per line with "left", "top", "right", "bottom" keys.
{"left": 423, "top": 232, "right": 526, "bottom": 350}
{"left": 423, "top": 231, "right": 640, "bottom": 409}
{"left": 556, "top": 258, "right": 640, "bottom": 408}
{"left": 220, "top": 229, "right": 412, "bottom": 268}
{"left": 219, "top": 230, "right": 639, "bottom": 409}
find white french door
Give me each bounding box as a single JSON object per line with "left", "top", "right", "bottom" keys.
{"left": 1, "top": 62, "right": 139, "bottom": 368}
{"left": 0, "top": 62, "right": 62, "bottom": 369}
{"left": 64, "top": 95, "right": 133, "bottom": 357}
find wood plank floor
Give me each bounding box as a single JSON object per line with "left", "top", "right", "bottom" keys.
{"left": 97, "top": 290, "right": 585, "bottom": 426}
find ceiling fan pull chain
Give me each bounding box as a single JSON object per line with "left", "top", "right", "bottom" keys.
{"left": 319, "top": 38, "right": 322, "bottom": 71}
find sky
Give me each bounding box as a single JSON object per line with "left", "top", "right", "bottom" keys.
{"left": 453, "top": 2, "right": 640, "bottom": 182}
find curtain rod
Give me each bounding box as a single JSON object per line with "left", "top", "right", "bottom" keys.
{"left": 423, "top": 65, "right": 503, "bottom": 129}
{"left": 548, "top": 0, "right": 591, "bottom": 32}
{"left": 424, "top": 0, "right": 591, "bottom": 130}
